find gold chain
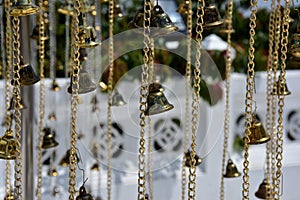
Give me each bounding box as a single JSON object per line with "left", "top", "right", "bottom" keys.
{"left": 106, "top": 0, "right": 114, "bottom": 199}
{"left": 265, "top": 1, "right": 276, "bottom": 199}
{"left": 68, "top": 0, "right": 81, "bottom": 198}
{"left": 36, "top": 1, "right": 46, "bottom": 199}
{"left": 220, "top": 1, "right": 233, "bottom": 199}
{"left": 242, "top": 0, "right": 258, "bottom": 199}
{"left": 138, "top": 0, "right": 151, "bottom": 199}
{"left": 273, "top": 1, "right": 290, "bottom": 199}
{"left": 11, "top": 15, "right": 23, "bottom": 200}
{"left": 4, "top": 0, "right": 12, "bottom": 196}
{"left": 181, "top": 1, "right": 192, "bottom": 199}
{"left": 188, "top": 1, "right": 204, "bottom": 199}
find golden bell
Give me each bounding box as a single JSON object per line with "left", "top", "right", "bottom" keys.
{"left": 272, "top": 76, "right": 291, "bottom": 96}
{"left": 42, "top": 127, "right": 59, "bottom": 149}
{"left": 9, "top": 0, "right": 40, "bottom": 17}
{"left": 30, "top": 24, "right": 49, "bottom": 41}
{"left": 90, "top": 162, "right": 100, "bottom": 171}
{"left": 145, "top": 83, "right": 174, "bottom": 115}
{"left": 4, "top": 193, "right": 15, "bottom": 200}
{"left": 67, "top": 69, "right": 97, "bottom": 94}
{"left": 112, "top": 90, "right": 126, "bottom": 106}
{"left": 255, "top": 178, "right": 271, "bottom": 199}
{"left": 78, "top": 26, "right": 99, "bottom": 48}
{"left": 76, "top": 185, "right": 94, "bottom": 200}
{"left": 184, "top": 150, "right": 202, "bottom": 168}
{"left": 47, "top": 165, "right": 58, "bottom": 177}
{"left": 11, "top": 60, "right": 40, "bottom": 86}
{"left": 0, "top": 129, "right": 18, "bottom": 160}
{"left": 114, "top": 3, "right": 123, "bottom": 18}
{"left": 177, "top": 1, "right": 192, "bottom": 15}
{"left": 203, "top": 1, "right": 223, "bottom": 29}
{"left": 223, "top": 159, "right": 241, "bottom": 178}
{"left": 59, "top": 149, "right": 79, "bottom": 167}
{"left": 246, "top": 120, "right": 270, "bottom": 145}
{"left": 151, "top": 5, "right": 179, "bottom": 37}
{"left": 8, "top": 96, "right": 27, "bottom": 111}
{"left": 48, "top": 112, "right": 57, "bottom": 121}
{"left": 51, "top": 79, "right": 61, "bottom": 91}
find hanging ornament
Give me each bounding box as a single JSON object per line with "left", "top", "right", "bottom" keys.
{"left": 223, "top": 159, "right": 241, "bottom": 178}
{"left": 112, "top": 89, "right": 126, "bottom": 106}
{"left": 0, "top": 129, "right": 18, "bottom": 160}
{"left": 48, "top": 112, "right": 57, "bottom": 121}
{"left": 255, "top": 178, "right": 271, "bottom": 199}
{"left": 9, "top": 0, "right": 40, "bottom": 16}
{"left": 41, "top": 127, "right": 59, "bottom": 149}
{"left": 271, "top": 75, "right": 291, "bottom": 96}
{"left": 47, "top": 165, "right": 58, "bottom": 177}
{"left": 67, "top": 69, "right": 97, "bottom": 94}
{"left": 76, "top": 185, "right": 94, "bottom": 200}
{"left": 8, "top": 96, "right": 27, "bottom": 111}
{"left": 78, "top": 18, "right": 100, "bottom": 49}
{"left": 203, "top": 0, "right": 223, "bottom": 29}
{"left": 246, "top": 116, "right": 270, "bottom": 145}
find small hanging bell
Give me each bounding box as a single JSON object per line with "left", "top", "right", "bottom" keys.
{"left": 114, "top": 3, "right": 123, "bottom": 18}
{"left": 59, "top": 149, "right": 79, "bottom": 167}
{"left": 76, "top": 185, "right": 94, "bottom": 200}
{"left": 30, "top": 23, "right": 49, "bottom": 41}
{"left": 47, "top": 165, "right": 58, "bottom": 177}
{"left": 245, "top": 118, "right": 270, "bottom": 145}
{"left": 145, "top": 83, "right": 174, "bottom": 115}
{"left": 51, "top": 79, "right": 61, "bottom": 91}
{"left": 177, "top": 1, "right": 192, "bottom": 15}
{"left": 272, "top": 75, "right": 291, "bottom": 96}
{"left": 67, "top": 69, "right": 97, "bottom": 94}
{"left": 48, "top": 112, "right": 57, "bottom": 121}
{"left": 223, "top": 159, "right": 241, "bottom": 178}
{"left": 151, "top": 5, "right": 179, "bottom": 37}
{"left": 8, "top": 96, "right": 27, "bottom": 111}
{"left": 255, "top": 178, "right": 271, "bottom": 199}
{"left": 90, "top": 162, "right": 100, "bottom": 171}
{"left": 78, "top": 26, "right": 99, "bottom": 48}
{"left": 0, "top": 129, "right": 18, "bottom": 160}
{"left": 42, "top": 127, "right": 59, "bottom": 149}
{"left": 184, "top": 150, "right": 202, "bottom": 168}
{"left": 9, "top": 0, "right": 40, "bottom": 17}
{"left": 203, "top": 0, "right": 223, "bottom": 29}
{"left": 11, "top": 60, "right": 40, "bottom": 86}
{"left": 112, "top": 90, "right": 126, "bottom": 106}
{"left": 4, "top": 192, "right": 15, "bottom": 200}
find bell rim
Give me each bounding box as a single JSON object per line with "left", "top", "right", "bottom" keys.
{"left": 248, "top": 136, "right": 271, "bottom": 145}
{"left": 9, "top": 5, "right": 40, "bottom": 17}
{"left": 20, "top": 76, "right": 40, "bottom": 86}
{"left": 78, "top": 41, "right": 100, "bottom": 48}
{"left": 254, "top": 191, "right": 268, "bottom": 199}
{"left": 145, "top": 103, "right": 174, "bottom": 116}
{"left": 0, "top": 154, "right": 17, "bottom": 160}
{"left": 58, "top": 8, "right": 74, "bottom": 16}
{"left": 223, "top": 172, "right": 241, "bottom": 178}
{"left": 41, "top": 142, "right": 59, "bottom": 149}
{"left": 203, "top": 21, "right": 224, "bottom": 29}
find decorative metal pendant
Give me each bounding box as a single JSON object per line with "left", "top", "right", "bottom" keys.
{"left": 9, "top": 0, "right": 40, "bottom": 17}
{"left": 184, "top": 150, "right": 202, "bottom": 167}
{"left": 76, "top": 185, "right": 94, "bottom": 200}
{"left": 255, "top": 178, "right": 271, "bottom": 199}
{"left": 41, "top": 127, "right": 59, "bottom": 149}
{"left": 223, "top": 159, "right": 241, "bottom": 178}
{"left": 67, "top": 69, "right": 97, "bottom": 94}
{"left": 0, "top": 129, "right": 18, "bottom": 160}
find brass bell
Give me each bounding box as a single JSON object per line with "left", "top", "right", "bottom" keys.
{"left": 177, "top": 1, "right": 192, "bottom": 15}
{"left": 9, "top": 0, "right": 40, "bottom": 17}
{"left": 90, "top": 162, "right": 100, "bottom": 171}
{"left": 42, "top": 127, "right": 59, "bottom": 149}
{"left": 48, "top": 112, "right": 56, "bottom": 121}
{"left": 78, "top": 25, "right": 99, "bottom": 48}
{"left": 30, "top": 24, "right": 49, "bottom": 41}
{"left": 0, "top": 129, "right": 18, "bottom": 160}
{"left": 203, "top": 0, "right": 223, "bottom": 29}
{"left": 184, "top": 150, "right": 202, "bottom": 168}
{"left": 272, "top": 75, "right": 291, "bottom": 96}
{"left": 4, "top": 193, "right": 15, "bottom": 200}
{"left": 145, "top": 83, "right": 174, "bottom": 115}
{"left": 47, "top": 165, "right": 58, "bottom": 177}
{"left": 8, "top": 96, "right": 27, "bottom": 111}
{"left": 76, "top": 185, "right": 94, "bottom": 200}
{"left": 59, "top": 149, "right": 79, "bottom": 167}
{"left": 11, "top": 60, "right": 40, "bottom": 86}
{"left": 151, "top": 5, "right": 179, "bottom": 37}
{"left": 51, "top": 79, "right": 61, "bottom": 91}
{"left": 246, "top": 119, "right": 270, "bottom": 145}
{"left": 112, "top": 90, "right": 126, "bottom": 106}
{"left": 255, "top": 178, "right": 271, "bottom": 199}
{"left": 67, "top": 69, "right": 97, "bottom": 94}
{"left": 114, "top": 3, "right": 123, "bottom": 18}
{"left": 223, "top": 159, "right": 241, "bottom": 178}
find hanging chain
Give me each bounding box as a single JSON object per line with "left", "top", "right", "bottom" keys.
{"left": 188, "top": 1, "right": 204, "bottom": 200}
{"left": 4, "top": 0, "right": 12, "bottom": 196}
{"left": 68, "top": 0, "right": 81, "bottom": 198}
{"left": 138, "top": 0, "right": 151, "bottom": 199}
{"left": 220, "top": 1, "right": 233, "bottom": 199}
{"left": 11, "top": 14, "right": 23, "bottom": 200}
{"left": 181, "top": 1, "right": 192, "bottom": 199}
{"left": 273, "top": 1, "right": 290, "bottom": 199}
{"left": 242, "top": 0, "right": 258, "bottom": 199}
{"left": 106, "top": 0, "right": 114, "bottom": 200}
{"left": 265, "top": 0, "right": 276, "bottom": 199}
{"left": 36, "top": 1, "right": 46, "bottom": 199}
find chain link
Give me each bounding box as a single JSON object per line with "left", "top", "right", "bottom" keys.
{"left": 106, "top": 0, "right": 114, "bottom": 200}
{"left": 36, "top": 1, "right": 46, "bottom": 199}
{"left": 11, "top": 15, "right": 23, "bottom": 200}
{"left": 242, "top": 0, "right": 258, "bottom": 199}
{"left": 220, "top": 1, "right": 233, "bottom": 199}
{"left": 68, "top": 0, "right": 81, "bottom": 198}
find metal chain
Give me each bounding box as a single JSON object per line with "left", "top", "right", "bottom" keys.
{"left": 11, "top": 15, "right": 23, "bottom": 200}
{"left": 68, "top": 0, "right": 81, "bottom": 198}
{"left": 242, "top": 0, "right": 258, "bottom": 199}
{"left": 181, "top": 1, "right": 192, "bottom": 199}
{"left": 265, "top": 1, "right": 276, "bottom": 199}
{"left": 273, "top": 1, "right": 290, "bottom": 199}
{"left": 106, "top": 0, "right": 114, "bottom": 200}
{"left": 188, "top": 1, "right": 204, "bottom": 200}
{"left": 4, "top": 0, "right": 12, "bottom": 195}
{"left": 36, "top": 1, "right": 46, "bottom": 199}
{"left": 138, "top": 0, "right": 151, "bottom": 199}
{"left": 220, "top": 1, "right": 233, "bottom": 199}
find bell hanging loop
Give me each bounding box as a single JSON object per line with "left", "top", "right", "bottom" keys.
{"left": 223, "top": 159, "right": 241, "bottom": 178}
{"left": 9, "top": 0, "right": 40, "bottom": 17}
{"left": 0, "top": 129, "right": 18, "bottom": 160}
